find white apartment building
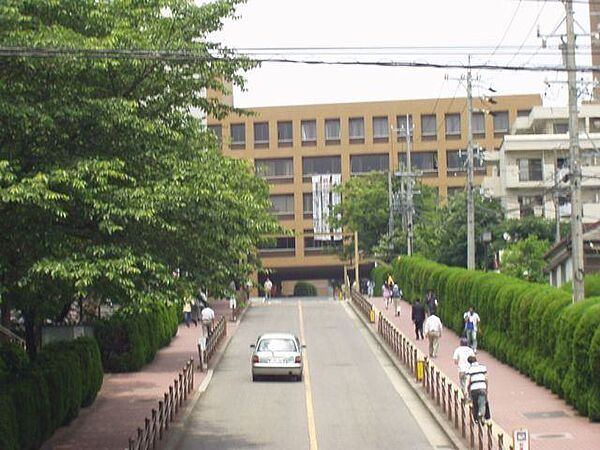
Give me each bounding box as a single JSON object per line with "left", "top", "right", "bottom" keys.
{"left": 482, "top": 105, "right": 600, "bottom": 223}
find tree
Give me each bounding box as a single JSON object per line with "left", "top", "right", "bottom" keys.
{"left": 500, "top": 235, "right": 551, "bottom": 283}
{"left": 0, "top": 0, "right": 278, "bottom": 354}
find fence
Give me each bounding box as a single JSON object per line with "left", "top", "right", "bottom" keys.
{"left": 0, "top": 324, "right": 26, "bottom": 349}
{"left": 350, "top": 289, "right": 374, "bottom": 321}
{"left": 197, "top": 315, "right": 227, "bottom": 372}
{"left": 127, "top": 358, "right": 194, "bottom": 450}
{"left": 377, "top": 312, "right": 515, "bottom": 450}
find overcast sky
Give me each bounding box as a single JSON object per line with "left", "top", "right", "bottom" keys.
{"left": 209, "top": 0, "right": 594, "bottom": 108}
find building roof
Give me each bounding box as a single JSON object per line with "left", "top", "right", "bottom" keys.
{"left": 544, "top": 221, "right": 600, "bottom": 269}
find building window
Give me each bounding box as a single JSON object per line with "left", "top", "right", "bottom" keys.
{"left": 493, "top": 111, "right": 509, "bottom": 134}
{"left": 302, "top": 156, "right": 341, "bottom": 177}
{"left": 445, "top": 113, "right": 461, "bottom": 138}
{"left": 399, "top": 151, "right": 438, "bottom": 172}
{"left": 350, "top": 154, "right": 389, "bottom": 174}
{"left": 301, "top": 120, "right": 317, "bottom": 146}
{"left": 325, "top": 119, "right": 341, "bottom": 144}
{"left": 255, "top": 158, "right": 293, "bottom": 182}
{"left": 446, "top": 150, "right": 484, "bottom": 171}
{"left": 396, "top": 114, "right": 413, "bottom": 140}
{"left": 518, "top": 195, "right": 544, "bottom": 218}
{"left": 553, "top": 122, "right": 569, "bottom": 134}
{"left": 517, "top": 109, "right": 531, "bottom": 117}
{"left": 253, "top": 122, "right": 269, "bottom": 147}
{"left": 277, "top": 121, "right": 293, "bottom": 147}
{"left": 421, "top": 114, "right": 437, "bottom": 139}
{"left": 304, "top": 230, "right": 342, "bottom": 252}
{"left": 590, "top": 117, "right": 600, "bottom": 133}
{"left": 230, "top": 123, "right": 245, "bottom": 149}
{"left": 259, "top": 236, "right": 296, "bottom": 252}
{"left": 557, "top": 157, "right": 569, "bottom": 169}
{"left": 373, "top": 116, "right": 389, "bottom": 142}
{"left": 349, "top": 117, "right": 365, "bottom": 143}
{"left": 303, "top": 193, "right": 313, "bottom": 217}
{"left": 207, "top": 124, "right": 222, "bottom": 146}
{"left": 270, "top": 194, "right": 294, "bottom": 219}
{"left": 472, "top": 112, "right": 485, "bottom": 136}
{"left": 518, "top": 158, "right": 543, "bottom": 182}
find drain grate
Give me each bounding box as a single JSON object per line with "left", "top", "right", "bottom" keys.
{"left": 522, "top": 410, "right": 569, "bottom": 419}
{"left": 531, "top": 432, "right": 572, "bottom": 440}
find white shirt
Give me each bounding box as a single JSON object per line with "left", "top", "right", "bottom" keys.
{"left": 201, "top": 307, "right": 215, "bottom": 321}
{"left": 424, "top": 315, "right": 443, "bottom": 334}
{"left": 453, "top": 345, "right": 475, "bottom": 373}
{"left": 467, "top": 362, "right": 488, "bottom": 392}
{"left": 463, "top": 311, "right": 481, "bottom": 332}
{"left": 264, "top": 280, "right": 273, "bottom": 291}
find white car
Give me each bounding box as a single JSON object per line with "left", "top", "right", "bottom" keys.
{"left": 250, "top": 333, "right": 304, "bottom": 382}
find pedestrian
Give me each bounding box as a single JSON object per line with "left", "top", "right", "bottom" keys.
{"left": 392, "top": 283, "right": 402, "bottom": 317}
{"left": 411, "top": 300, "right": 426, "bottom": 340}
{"left": 387, "top": 273, "right": 394, "bottom": 289}
{"left": 263, "top": 277, "right": 273, "bottom": 303}
{"left": 383, "top": 283, "right": 392, "bottom": 309}
{"left": 244, "top": 279, "right": 253, "bottom": 301}
{"left": 466, "top": 355, "right": 488, "bottom": 424}
{"left": 190, "top": 297, "right": 200, "bottom": 327}
{"left": 463, "top": 305, "right": 481, "bottom": 352}
{"left": 201, "top": 303, "right": 215, "bottom": 337}
{"left": 453, "top": 337, "right": 475, "bottom": 396}
{"left": 424, "top": 312, "right": 443, "bottom": 358}
{"left": 228, "top": 280, "right": 238, "bottom": 322}
{"left": 367, "top": 280, "right": 374, "bottom": 298}
{"left": 425, "top": 288, "right": 438, "bottom": 316}
{"left": 183, "top": 298, "right": 193, "bottom": 327}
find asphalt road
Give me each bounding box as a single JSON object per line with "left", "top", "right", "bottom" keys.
{"left": 173, "top": 298, "right": 454, "bottom": 450}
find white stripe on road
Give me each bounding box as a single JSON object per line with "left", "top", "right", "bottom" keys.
{"left": 298, "top": 301, "right": 319, "bottom": 450}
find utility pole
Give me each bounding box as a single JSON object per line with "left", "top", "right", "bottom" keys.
{"left": 405, "top": 115, "right": 414, "bottom": 256}
{"left": 466, "top": 56, "right": 476, "bottom": 270}
{"left": 388, "top": 168, "right": 394, "bottom": 241}
{"left": 565, "top": 0, "right": 585, "bottom": 302}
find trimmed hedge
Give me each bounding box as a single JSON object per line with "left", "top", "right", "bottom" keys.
{"left": 95, "top": 302, "right": 178, "bottom": 372}
{"left": 561, "top": 274, "right": 600, "bottom": 298}
{"left": 376, "top": 256, "right": 600, "bottom": 421}
{"left": 0, "top": 337, "right": 103, "bottom": 450}
{"left": 293, "top": 281, "right": 317, "bottom": 296}
{"left": 372, "top": 263, "right": 391, "bottom": 297}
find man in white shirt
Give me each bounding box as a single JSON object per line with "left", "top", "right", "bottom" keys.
{"left": 463, "top": 305, "right": 481, "bottom": 352}
{"left": 424, "top": 313, "right": 443, "bottom": 358}
{"left": 453, "top": 337, "right": 475, "bottom": 396}
{"left": 466, "top": 355, "right": 488, "bottom": 423}
{"left": 201, "top": 305, "right": 215, "bottom": 337}
{"left": 263, "top": 277, "right": 273, "bottom": 303}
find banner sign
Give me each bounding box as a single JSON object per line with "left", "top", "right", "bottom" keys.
{"left": 312, "top": 174, "right": 342, "bottom": 241}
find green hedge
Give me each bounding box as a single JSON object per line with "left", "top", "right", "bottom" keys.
{"left": 293, "top": 281, "right": 317, "bottom": 296}
{"left": 372, "top": 263, "right": 391, "bottom": 297}
{"left": 95, "top": 302, "right": 178, "bottom": 372}
{"left": 561, "top": 274, "right": 600, "bottom": 298}
{"left": 0, "top": 337, "right": 103, "bottom": 450}
{"left": 375, "top": 256, "right": 600, "bottom": 421}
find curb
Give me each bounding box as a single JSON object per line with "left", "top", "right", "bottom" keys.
{"left": 347, "top": 299, "right": 468, "bottom": 450}
{"left": 161, "top": 303, "right": 251, "bottom": 450}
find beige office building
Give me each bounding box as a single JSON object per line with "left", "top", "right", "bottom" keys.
{"left": 209, "top": 94, "right": 541, "bottom": 295}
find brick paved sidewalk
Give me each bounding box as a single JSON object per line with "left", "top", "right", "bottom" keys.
{"left": 42, "top": 300, "right": 240, "bottom": 450}
{"left": 370, "top": 296, "right": 600, "bottom": 450}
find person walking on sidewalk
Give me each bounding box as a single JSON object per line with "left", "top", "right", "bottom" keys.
{"left": 183, "top": 298, "right": 193, "bottom": 327}
{"left": 367, "top": 279, "right": 374, "bottom": 298}
{"left": 424, "top": 313, "right": 443, "bottom": 358}
{"left": 466, "top": 355, "right": 488, "bottom": 424}
{"left": 228, "top": 280, "right": 238, "bottom": 322}
{"left": 201, "top": 303, "right": 215, "bottom": 337}
{"left": 392, "top": 283, "right": 402, "bottom": 317}
{"left": 411, "top": 300, "right": 426, "bottom": 340}
{"left": 383, "top": 283, "right": 392, "bottom": 309}
{"left": 263, "top": 277, "right": 273, "bottom": 303}
{"left": 453, "top": 337, "right": 475, "bottom": 396}
{"left": 425, "top": 288, "right": 438, "bottom": 316}
{"left": 463, "top": 305, "right": 481, "bottom": 352}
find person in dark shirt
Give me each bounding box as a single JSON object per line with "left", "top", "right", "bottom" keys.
{"left": 411, "top": 300, "right": 426, "bottom": 340}
{"left": 425, "top": 289, "right": 438, "bottom": 316}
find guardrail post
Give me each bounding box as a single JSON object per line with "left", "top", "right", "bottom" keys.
{"left": 454, "top": 388, "right": 459, "bottom": 429}
{"left": 478, "top": 422, "right": 484, "bottom": 450}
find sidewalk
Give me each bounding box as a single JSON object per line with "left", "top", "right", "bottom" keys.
{"left": 370, "top": 296, "right": 600, "bottom": 450}
{"left": 42, "top": 300, "right": 239, "bottom": 450}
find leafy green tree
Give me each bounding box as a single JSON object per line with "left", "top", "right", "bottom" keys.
{"left": 500, "top": 235, "right": 551, "bottom": 282}
{"left": 0, "top": 0, "right": 278, "bottom": 353}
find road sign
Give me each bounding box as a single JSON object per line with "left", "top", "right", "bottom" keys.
{"left": 513, "top": 429, "right": 529, "bottom": 450}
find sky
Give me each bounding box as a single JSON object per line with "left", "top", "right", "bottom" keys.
{"left": 208, "top": 0, "right": 594, "bottom": 108}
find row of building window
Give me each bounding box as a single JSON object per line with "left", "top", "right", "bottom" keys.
{"left": 516, "top": 155, "right": 600, "bottom": 182}
{"left": 208, "top": 110, "right": 516, "bottom": 149}
{"left": 258, "top": 235, "right": 344, "bottom": 253}
{"left": 254, "top": 152, "right": 485, "bottom": 179}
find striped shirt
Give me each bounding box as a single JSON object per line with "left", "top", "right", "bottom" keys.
{"left": 467, "top": 362, "right": 487, "bottom": 392}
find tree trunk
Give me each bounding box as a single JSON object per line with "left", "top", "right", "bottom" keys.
{"left": 0, "top": 300, "right": 10, "bottom": 328}
{"left": 24, "top": 311, "right": 37, "bottom": 358}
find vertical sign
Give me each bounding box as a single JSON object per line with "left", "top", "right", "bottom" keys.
{"left": 513, "top": 429, "right": 529, "bottom": 450}
{"left": 312, "top": 174, "right": 342, "bottom": 241}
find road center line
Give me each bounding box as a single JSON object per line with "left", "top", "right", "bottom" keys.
{"left": 298, "top": 301, "right": 319, "bottom": 450}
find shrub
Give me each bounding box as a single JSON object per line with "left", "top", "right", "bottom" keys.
{"left": 95, "top": 302, "right": 179, "bottom": 372}
{"left": 388, "top": 255, "right": 599, "bottom": 421}
{"left": 561, "top": 274, "right": 600, "bottom": 298}
{"left": 293, "top": 281, "right": 317, "bottom": 296}
{"left": 372, "top": 264, "right": 391, "bottom": 297}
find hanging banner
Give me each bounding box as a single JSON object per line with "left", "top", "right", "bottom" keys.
{"left": 312, "top": 174, "right": 342, "bottom": 241}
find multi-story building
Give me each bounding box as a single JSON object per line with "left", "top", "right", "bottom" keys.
{"left": 482, "top": 104, "right": 600, "bottom": 223}
{"left": 209, "top": 93, "right": 541, "bottom": 295}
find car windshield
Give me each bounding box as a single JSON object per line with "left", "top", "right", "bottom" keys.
{"left": 257, "top": 338, "right": 297, "bottom": 352}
